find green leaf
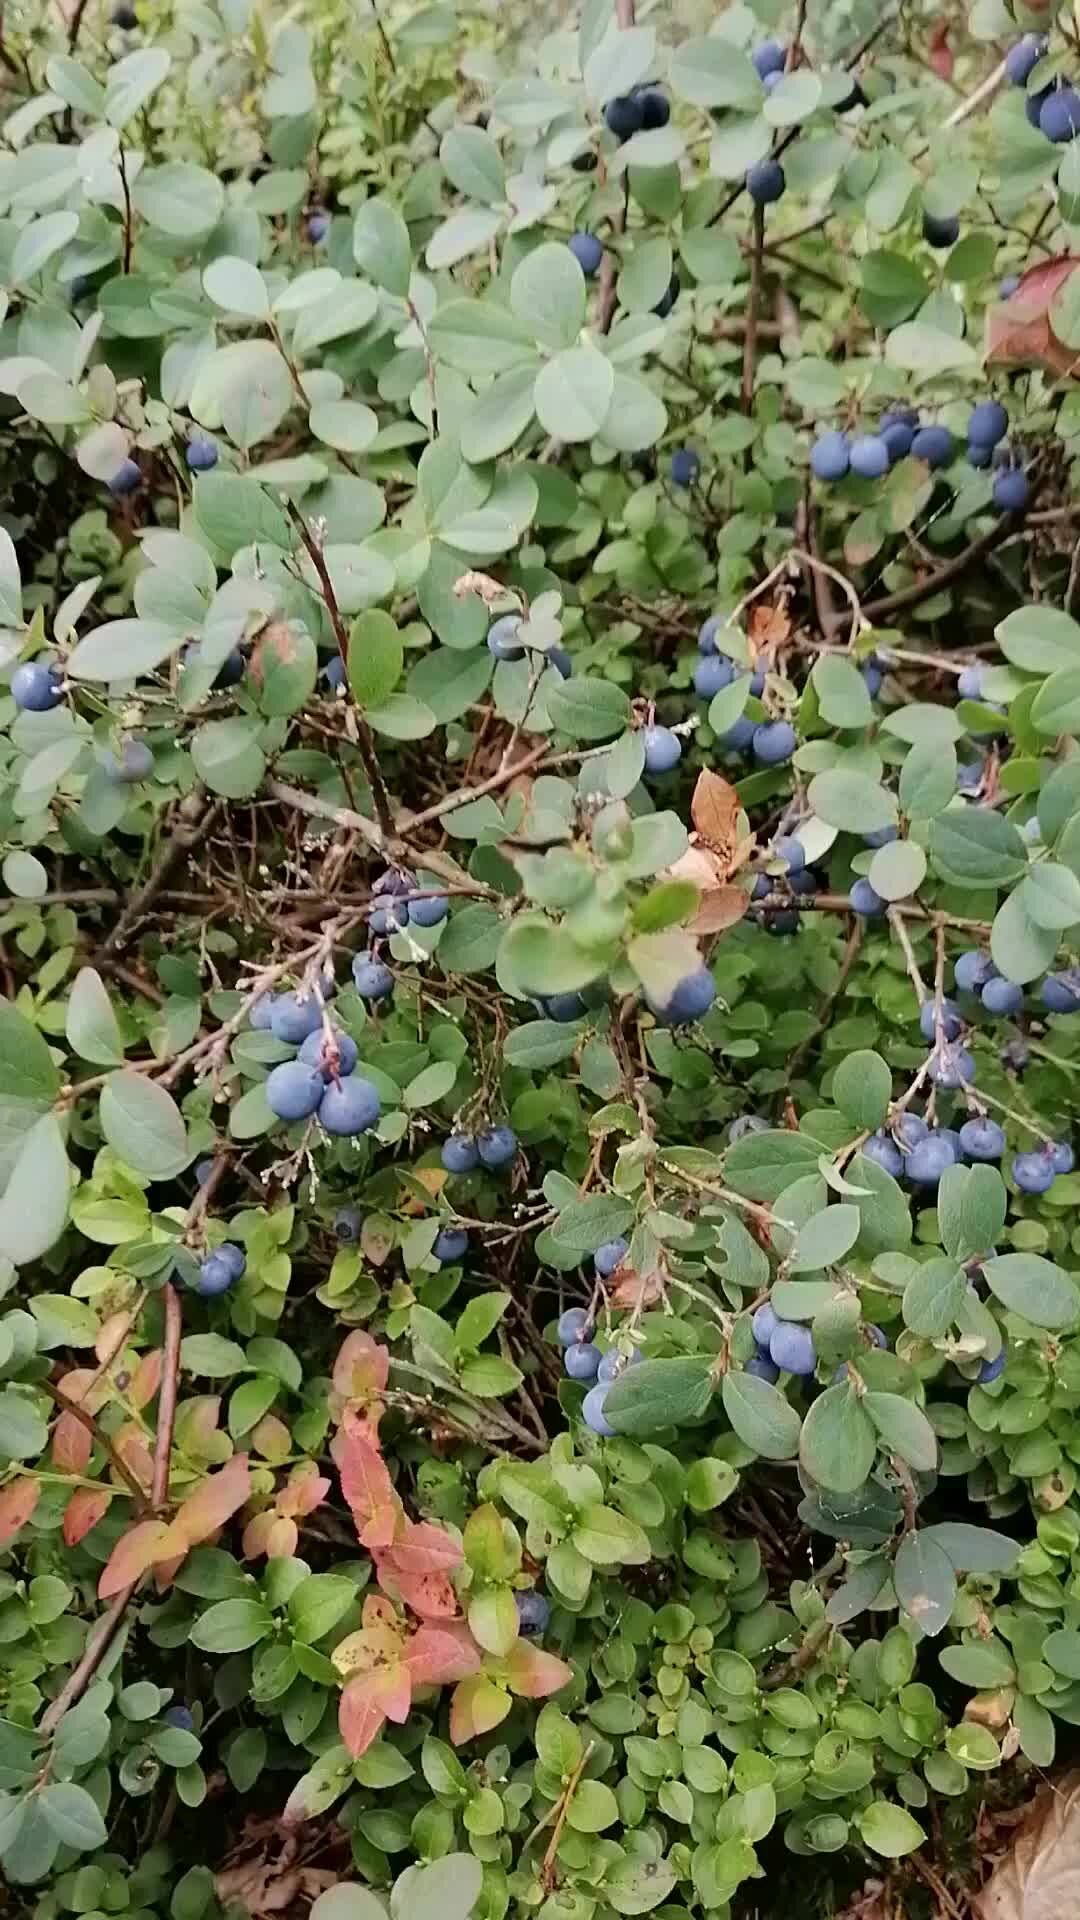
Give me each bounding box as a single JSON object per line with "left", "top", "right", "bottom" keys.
{"left": 721, "top": 1370, "right": 801, "bottom": 1460}
{"left": 193, "top": 474, "right": 291, "bottom": 555}
{"left": 788, "top": 1205, "right": 861, "bottom": 1273}
{"left": 1041, "top": 1629, "right": 1080, "bottom": 1679}
{"left": 863, "top": 1392, "right": 937, "bottom": 1472}
{"left": 928, "top": 808, "right": 1028, "bottom": 889}
{"left": 104, "top": 46, "right": 171, "bottom": 126}
{"left": 1031, "top": 666, "right": 1080, "bottom": 735}
{"left": 0, "top": 1116, "right": 70, "bottom": 1267}
{"left": 353, "top": 199, "right": 412, "bottom": 298}
{"left": 309, "top": 401, "right": 379, "bottom": 454}
{"left": 99, "top": 1072, "right": 189, "bottom": 1180}
{"left": 38, "top": 1783, "right": 107, "bottom": 1852}
{"left": 990, "top": 884, "right": 1057, "bottom": 985}
{"left": 179, "top": 1334, "right": 248, "bottom": 1376}
{"left": 893, "top": 1532, "right": 956, "bottom": 1636}
{"left": 66, "top": 967, "right": 124, "bottom": 1066}
{"left": 902, "top": 1257, "right": 967, "bottom": 1337}
{"left": 203, "top": 256, "right": 270, "bottom": 318}
{"left": 899, "top": 739, "right": 957, "bottom": 819}
{"left": 190, "top": 1598, "right": 273, "bottom": 1653}
{"left": 669, "top": 36, "right": 760, "bottom": 109}
{"left": 604, "top": 1357, "right": 714, "bottom": 1435}
{"left": 510, "top": 244, "right": 587, "bottom": 351}
{"left": 832, "top": 1051, "right": 891, "bottom": 1130}
{"left": 857, "top": 1801, "right": 926, "bottom": 1859}
{"left": 799, "top": 1386, "right": 876, "bottom": 1493}
{"left": 546, "top": 675, "right": 630, "bottom": 740}
{"left": 287, "top": 1574, "right": 356, "bottom": 1644}
{"left": 440, "top": 126, "right": 505, "bottom": 205}
{"left": 503, "top": 1021, "right": 583, "bottom": 1068}
{"left": 921, "top": 1523, "right": 1019, "bottom": 1574}
{"left": 534, "top": 346, "right": 614, "bottom": 442}
{"left": 390, "top": 1856, "right": 482, "bottom": 1920}
{"left": 313, "top": 1889, "right": 388, "bottom": 1920}
{"left": 67, "top": 619, "right": 185, "bottom": 681}
{"left": 567, "top": 1778, "right": 619, "bottom": 1833}
{"left": 1020, "top": 861, "right": 1080, "bottom": 930}
{"left": 936, "top": 1162, "right": 1006, "bottom": 1262}
{"left": 811, "top": 656, "right": 873, "bottom": 729}
{"left": 996, "top": 603, "right": 1080, "bottom": 674}
{"left": 723, "top": 1128, "right": 822, "bottom": 1202}
{"left": 807, "top": 771, "right": 896, "bottom": 835}
{"left": 191, "top": 719, "right": 267, "bottom": 799}
{"left": 550, "top": 1194, "right": 634, "bottom": 1252}
{"left": 0, "top": 1390, "right": 48, "bottom": 1461}
{"left": 869, "top": 839, "right": 927, "bottom": 901}
{"left": 939, "top": 1640, "right": 1015, "bottom": 1688}
{"left": 133, "top": 163, "right": 224, "bottom": 241}
{"left": 349, "top": 611, "right": 403, "bottom": 709}
{"left": 982, "top": 1253, "right": 1079, "bottom": 1330}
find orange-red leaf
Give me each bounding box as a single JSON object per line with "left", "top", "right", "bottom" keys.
{"left": 241, "top": 1510, "right": 276, "bottom": 1560}
{"left": 164, "top": 1452, "right": 250, "bottom": 1552}
{"left": 131, "top": 1349, "right": 162, "bottom": 1409}
{"left": 276, "top": 1463, "right": 329, "bottom": 1519}
{"left": 332, "top": 1411, "right": 399, "bottom": 1551}
{"left": 377, "top": 1519, "right": 462, "bottom": 1617}
{"left": 98, "top": 1519, "right": 172, "bottom": 1597}
{"left": 64, "top": 1487, "right": 111, "bottom": 1547}
{"left": 338, "top": 1662, "right": 410, "bottom": 1756}
{"left": 0, "top": 1477, "right": 39, "bottom": 1544}
{"left": 406, "top": 1622, "right": 482, "bottom": 1687}
{"left": 449, "top": 1673, "right": 510, "bottom": 1745}
{"left": 986, "top": 256, "right": 1080, "bottom": 376}
{"left": 504, "top": 1642, "right": 573, "bottom": 1700}
{"left": 251, "top": 1414, "right": 292, "bottom": 1464}
{"left": 57, "top": 1366, "right": 108, "bottom": 1416}
{"left": 332, "top": 1330, "right": 389, "bottom": 1410}
{"left": 264, "top": 1515, "right": 299, "bottom": 1558}
{"left": 52, "top": 1409, "right": 92, "bottom": 1475}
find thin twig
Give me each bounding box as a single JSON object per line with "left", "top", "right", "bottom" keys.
{"left": 861, "top": 512, "right": 1025, "bottom": 623}
{"left": 888, "top": 907, "right": 928, "bottom": 1005}
{"left": 741, "top": 204, "right": 765, "bottom": 427}
{"left": 540, "top": 1742, "right": 595, "bottom": 1889}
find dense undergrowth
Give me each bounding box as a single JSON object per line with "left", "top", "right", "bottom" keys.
{"left": 4, "top": 1, "right": 1080, "bottom": 1918}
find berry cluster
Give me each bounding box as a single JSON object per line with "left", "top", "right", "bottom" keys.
{"left": 695, "top": 619, "right": 795, "bottom": 765}
{"left": 812, "top": 401, "right": 1030, "bottom": 513}
{"left": 487, "top": 614, "right": 571, "bottom": 678}
{"left": 194, "top": 1240, "right": 246, "bottom": 1299}
{"left": 602, "top": 85, "right": 670, "bottom": 142}
{"left": 253, "top": 983, "right": 381, "bottom": 1137}
{"left": 440, "top": 1126, "right": 518, "bottom": 1174}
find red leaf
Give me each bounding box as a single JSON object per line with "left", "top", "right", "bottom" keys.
{"left": 52, "top": 1410, "right": 92, "bottom": 1475}
{"left": 264, "top": 1516, "right": 299, "bottom": 1558}
{"left": 406, "top": 1622, "right": 482, "bottom": 1687}
{"left": 332, "top": 1331, "right": 389, "bottom": 1435}
{"left": 338, "top": 1662, "right": 409, "bottom": 1756}
{"left": 64, "top": 1487, "right": 112, "bottom": 1547}
{"left": 0, "top": 1477, "right": 39, "bottom": 1544}
{"left": 927, "top": 23, "right": 953, "bottom": 80}
{"left": 332, "top": 1411, "right": 399, "bottom": 1551}
{"left": 98, "top": 1519, "right": 172, "bottom": 1597}
{"left": 163, "top": 1452, "right": 250, "bottom": 1553}
{"left": 986, "top": 255, "right": 1080, "bottom": 375}
{"left": 504, "top": 1642, "right": 573, "bottom": 1699}
{"left": 57, "top": 1366, "right": 108, "bottom": 1415}
{"left": 130, "top": 1349, "right": 162, "bottom": 1409}
{"left": 276, "top": 1463, "right": 329, "bottom": 1519}
{"left": 378, "top": 1520, "right": 462, "bottom": 1618}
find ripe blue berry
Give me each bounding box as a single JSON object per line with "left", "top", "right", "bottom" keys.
{"left": 752, "top": 720, "right": 796, "bottom": 766}
{"left": 929, "top": 1045, "right": 976, "bottom": 1088}
{"left": 558, "top": 1307, "right": 592, "bottom": 1346}
{"left": 772, "top": 835, "right": 805, "bottom": 872}
{"left": 896, "top": 1113, "right": 929, "bottom": 1151}
{"left": 108, "top": 458, "right": 141, "bottom": 495}
{"left": 582, "top": 1383, "right": 615, "bottom": 1434}
{"left": 958, "top": 1117, "right": 1005, "bottom": 1162}
{"left": 270, "top": 993, "right": 323, "bottom": 1045}
{"left": 1027, "top": 85, "right": 1052, "bottom": 128}
{"left": 993, "top": 467, "right": 1030, "bottom": 514}
{"left": 849, "top": 434, "right": 890, "bottom": 479}
{"left": 604, "top": 94, "right": 644, "bottom": 140}
{"left": 548, "top": 645, "right": 572, "bottom": 678}
{"left": 487, "top": 615, "right": 525, "bottom": 660}
{"left": 978, "top": 1350, "right": 1007, "bottom": 1384}
{"left": 719, "top": 716, "right": 756, "bottom": 751}
{"left": 478, "top": 1125, "right": 517, "bottom": 1169}
{"left": 569, "top": 232, "right": 603, "bottom": 276}
{"left": 1043, "top": 970, "right": 1080, "bottom": 1013}
{"left": 323, "top": 656, "right": 345, "bottom": 691}
{"left": 433, "top": 1227, "right": 468, "bottom": 1264}
{"left": 442, "top": 1133, "right": 479, "bottom": 1174}
{"left": 249, "top": 996, "right": 274, "bottom": 1031}
{"left": 597, "top": 1348, "right": 640, "bottom": 1383}
{"left": 544, "top": 992, "right": 586, "bottom": 1022}
{"left": 850, "top": 878, "right": 885, "bottom": 918}
{"left": 307, "top": 212, "right": 329, "bottom": 242}
{"left": 863, "top": 824, "right": 897, "bottom": 849}
{"left": 369, "top": 898, "right": 409, "bottom": 935}
{"left": 641, "top": 725, "right": 682, "bottom": 773}
{"left": 693, "top": 654, "right": 735, "bottom": 698}
{"left": 1005, "top": 35, "right": 1047, "bottom": 87}
{"left": 638, "top": 88, "right": 670, "bottom": 129}
{"left": 955, "top": 949, "right": 997, "bottom": 993}
{"left": 565, "top": 1342, "right": 601, "bottom": 1382}
{"left": 11, "top": 659, "right": 64, "bottom": 711}
{"left": 968, "top": 401, "right": 1008, "bottom": 448}
{"left": 105, "top": 737, "right": 154, "bottom": 783}
{"left": 747, "top": 1354, "right": 780, "bottom": 1383}
{"left": 730, "top": 1114, "right": 768, "bottom": 1140}
{"left": 911, "top": 425, "right": 954, "bottom": 468}
{"left": 881, "top": 420, "right": 916, "bottom": 462}
{"left": 164, "top": 1703, "right": 194, "bottom": 1730}
{"left": 186, "top": 436, "right": 218, "bottom": 471}
{"left": 863, "top": 1132, "right": 903, "bottom": 1178}
{"left": 957, "top": 758, "right": 985, "bottom": 793}
{"left": 981, "top": 976, "right": 1024, "bottom": 1016}
{"left": 515, "top": 1592, "right": 550, "bottom": 1636}
{"left": 594, "top": 1237, "right": 629, "bottom": 1278}
{"left": 299, "top": 1028, "right": 359, "bottom": 1079}
{"left": 1040, "top": 85, "right": 1080, "bottom": 142}
{"left": 318, "top": 1073, "right": 380, "bottom": 1136}
{"left": 196, "top": 1253, "right": 234, "bottom": 1296}
{"left": 1012, "top": 1149, "right": 1056, "bottom": 1194}
{"left": 652, "top": 968, "right": 716, "bottom": 1024}
{"left": 409, "top": 892, "right": 449, "bottom": 927}
{"left": 751, "top": 39, "right": 786, "bottom": 79}
{"left": 957, "top": 665, "right": 984, "bottom": 699}
{"left": 752, "top": 1301, "right": 779, "bottom": 1349}
{"left": 215, "top": 1243, "right": 246, "bottom": 1280}
{"left": 746, "top": 159, "right": 786, "bottom": 205}
{"left": 919, "top": 998, "right": 963, "bottom": 1043}
{"left": 1051, "top": 1139, "right": 1075, "bottom": 1174}
{"left": 810, "top": 430, "right": 850, "bottom": 481}
{"left": 770, "top": 1321, "right": 816, "bottom": 1375}
{"left": 334, "top": 1207, "right": 362, "bottom": 1242}
{"left": 265, "top": 1060, "right": 326, "bottom": 1122}
{"left": 352, "top": 956, "right": 394, "bottom": 1001}
{"left": 999, "top": 274, "right": 1020, "bottom": 298}
{"left": 670, "top": 448, "right": 700, "bottom": 488}
{"left": 697, "top": 615, "right": 722, "bottom": 654}
{"left": 923, "top": 211, "right": 960, "bottom": 248}
{"left": 907, "top": 1132, "right": 958, "bottom": 1186}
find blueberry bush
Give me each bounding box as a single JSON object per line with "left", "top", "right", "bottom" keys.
{"left": 6, "top": 0, "right": 1080, "bottom": 1914}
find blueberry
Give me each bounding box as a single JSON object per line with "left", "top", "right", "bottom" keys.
{"left": 1005, "top": 34, "right": 1047, "bottom": 87}
{"left": 307, "top": 212, "right": 330, "bottom": 242}
{"left": 694, "top": 654, "right": 735, "bottom": 699}
{"left": 993, "top": 467, "right": 1030, "bottom": 514}
{"left": 565, "top": 1341, "right": 601, "bottom": 1381}
{"left": 881, "top": 420, "right": 916, "bottom": 462}
{"left": 697, "top": 615, "right": 722, "bottom": 654}
{"left": 747, "top": 1353, "right": 780, "bottom": 1383}
{"left": 104, "top": 737, "right": 154, "bottom": 783}
{"left": 772, "top": 835, "right": 805, "bottom": 872}
{"left": 957, "top": 758, "right": 985, "bottom": 793}
{"left": 487, "top": 615, "right": 525, "bottom": 660}
{"left": 544, "top": 992, "right": 587, "bottom": 1022}
{"left": 849, "top": 434, "right": 890, "bottom": 479}
{"left": 299, "top": 1028, "right": 359, "bottom": 1079}
{"left": 270, "top": 993, "right": 323, "bottom": 1045}
{"left": 1043, "top": 970, "right": 1080, "bottom": 1014}
{"left": 651, "top": 967, "right": 716, "bottom": 1024}
{"left": 1012, "top": 1149, "right": 1056, "bottom": 1194}
{"left": 999, "top": 274, "right": 1020, "bottom": 298}
{"left": 751, "top": 1301, "right": 779, "bottom": 1348}
{"left": 862, "top": 663, "right": 883, "bottom": 698}
{"left": 548, "top": 645, "right": 573, "bottom": 678}
{"left": 1040, "top": 85, "right": 1080, "bottom": 141}
{"left": 981, "top": 976, "right": 1024, "bottom": 1016}
{"left": 186, "top": 437, "right": 218, "bottom": 471}
{"left": 911, "top": 425, "right": 954, "bottom": 468}
{"left": 863, "top": 1132, "right": 903, "bottom": 1178}
{"left": 249, "top": 996, "right": 274, "bottom": 1031}
{"left": 515, "top": 1591, "right": 550, "bottom": 1636}
{"left": 769, "top": 1321, "right": 816, "bottom": 1375}
{"left": 558, "top": 1307, "right": 593, "bottom": 1347}
{"left": 730, "top": 1114, "right": 769, "bottom": 1140}
{"left": 637, "top": 88, "right": 670, "bottom": 129}
{"left": 895, "top": 1113, "right": 929, "bottom": 1151}
{"left": 670, "top": 448, "right": 700, "bottom": 488}
{"left": 369, "top": 899, "right": 410, "bottom": 935}
{"left": 11, "top": 659, "right": 63, "bottom": 712}
{"left": 957, "top": 665, "right": 984, "bottom": 699}
{"left": 111, "top": 3, "right": 138, "bottom": 24}
{"left": 929, "top": 1045, "right": 976, "bottom": 1088}
{"left": 1027, "top": 85, "right": 1052, "bottom": 128}
{"left": 719, "top": 716, "right": 756, "bottom": 751}
{"left": 569, "top": 232, "right": 603, "bottom": 277}
{"left": 978, "top": 1350, "right": 1007, "bottom": 1384}
{"left": 582, "top": 1383, "right": 615, "bottom": 1434}
{"left": 850, "top": 878, "right": 885, "bottom": 917}
{"left": 955, "top": 949, "right": 998, "bottom": 993}
{"left": 194, "top": 1158, "right": 217, "bottom": 1187}
{"left": 747, "top": 667, "right": 766, "bottom": 695}
{"left": 216, "top": 1243, "right": 246, "bottom": 1280}
{"left": 1001, "top": 1037, "right": 1031, "bottom": 1072}
{"left": 959, "top": 1117, "right": 1006, "bottom": 1161}
{"left": 196, "top": 1252, "right": 234, "bottom": 1296}
{"left": 752, "top": 874, "right": 771, "bottom": 900}
{"left": 867, "top": 1325, "right": 888, "bottom": 1350}
{"left": 752, "top": 720, "right": 796, "bottom": 766}
{"left": 442, "top": 1133, "right": 479, "bottom": 1174}
{"left": 642, "top": 724, "right": 682, "bottom": 773}
{"left": 352, "top": 956, "right": 394, "bottom": 1001}
{"left": 108, "top": 458, "right": 141, "bottom": 496}
{"left": 433, "top": 1227, "right": 468, "bottom": 1264}
{"left": 409, "top": 892, "right": 449, "bottom": 928}
{"left": 810, "top": 430, "right": 850, "bottom": 481}
{"left": 477, "top": 1125, "right": 517, "bottom": 1169}
{"left": 919, "top": 998, "right": 964, "bottom": 1042}
{"left": 594, "top": 1237, "right": 629, "bottom": 1278}
{"left": 164, "top": 1703, "right": 194, "bottom": 1730}
{"left": 881, "top": 407, "right": 920, "bottom": 431}
{"left": 762, "top": 71, "right": 785, "bottom": 95}
{"left": 907, "top": 1132, "right": 958, "bottom": 1186}
{"left": 966, "top": 443, "right": 992, "bottom": 470}
{"left": 334, "top": 1207, "right": 362, "bottom": 1242}
{"left": 968, "top": 401, "right": 1008, "bottom": 448}
{"left": 1051, "top": 1139, "right": 1075, "bottom": 1174}
{"left": 764, "top": 907, "right": 800, "bottom": 935}
{"left": 923, "top": 211, "right": 960, "bottom": 248}
{"left": 746, "top": 159, "right": 786, "bottom": 205}
{"left": 751, "top": 39, "right": 787, "bottom": 79}
{"left": 604, "top": 94, "right": 644, "bottom": 140}
{"left": 863, "top": 824, "right": 897, "bottom": 849}
{"left": 319, "top": 1073, "right": 381, "bottom": 1136}
{"left": 265, "top": 1060, "right": 326, "bottom": 1122}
